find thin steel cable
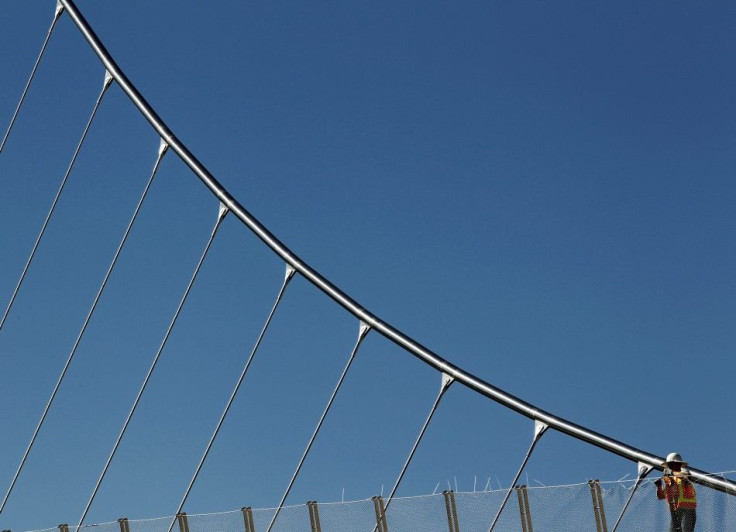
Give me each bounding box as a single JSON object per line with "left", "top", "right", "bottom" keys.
{"left": 0, "top": 2, "right": 65, "bottom": 154}
{"left": 266, "top": 323, "right": 371, "bottom": 532}
{"left": 0, "top": 136, "right": 166, "bottom": 515}
{"left": 487, "top": 421, "right": 549, "bottom": 532}
{"left": 57, "top": 0, "right": 736, "bottom": 497}
{"left": 373, "top": 374, "right": 454, "bottom": 532}
{"left": 0, "top": 71, "right": 114, "bottom": 332}
{"left": 160, "top": 265, "right": 297, "bottom": 532}
{"left": 611, "top": 464, "right": 652, "bottom": 532}
{"left": 68, "top": 203, "right": 228, "bottom": 531}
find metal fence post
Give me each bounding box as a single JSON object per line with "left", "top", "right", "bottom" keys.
{"left": 443, "top": 490, "right": 460, "bottom": 532}
{"left": 515, "top": 485, "right": 533, "bottom": 532}
{"left": 516, "top": 487, "right": 528, "bottom": 532}
{"left": 588, "top": 480, "right": 608, "bottom": 532}
{"left": 307, "top": 501, "right": 322, "bottom": 532}
{"left": 372, "top": 496, "right": 389, "bottom": 532}
{"left": 595, "top": 480, "right": 608, "bottom": 531}
{"left": 241, "top": 507, "right": 256, "bottom": 532}
{"left": 118, "top": 517, "right": 131, "bottom": 532}
{"left": 176, "top": 512, "right": 190, "bottom": 532}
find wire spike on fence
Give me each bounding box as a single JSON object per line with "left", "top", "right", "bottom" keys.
{"left": 0, "top": 1, "right": 65, "bottom": 154}
{"left": 0, "top": 70, "right": 113, "bottom": 333}
{"left": 487, "top": 420, "right": 549, "bottom": 532}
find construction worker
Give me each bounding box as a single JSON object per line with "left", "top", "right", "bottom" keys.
{"left": 655, "top": 452, "right": 696, "bottom": 532}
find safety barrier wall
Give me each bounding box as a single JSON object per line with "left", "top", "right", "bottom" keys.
{"left": 14, "top": 478, "right": 735, "bottom": 532}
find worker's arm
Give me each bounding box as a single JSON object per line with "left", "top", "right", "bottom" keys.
{"left": 655, "top": 479, "right": 665, "bottom": 499}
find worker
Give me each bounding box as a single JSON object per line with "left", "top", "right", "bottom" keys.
{"left": 655, "top": 452, "right": 696, "bottom": 532}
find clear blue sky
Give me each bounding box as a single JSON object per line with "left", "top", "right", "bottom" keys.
{"left": 1, "top": 1, "right": 735, "bottom": 530}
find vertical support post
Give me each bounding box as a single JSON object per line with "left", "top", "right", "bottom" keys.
{"left": 521, "top": 485, "right": 533, "bottom": 532}
{"left": 611, "top": 462, "right": 652, "bottom": 532}
{"left": 588, "top": 480, "right": 608, "bottom": 532}
{"left": 372, "top": 496, "right": 389, "bottom": 532}
{"left": 176, "top": 512, "right": 190, "bottom": 532}
{"left": 307, "top": 501, "right": 322, "bottom": 532}
{"left": 588, "top": 481, "right": 602, "bottom": 532}
{"left": 307, "top": 502, "right": 316, "bottom": 532}
{"left": 241, "top": 507, "right": 256, "bottom": 532}
{"left": 595, "top": 480, "right": 608, "bottom": 532}
{"left": 488, "top": 420, "right": 548, "bottom": 532}
{"left": 118, "top": 518, "right": 131, "bottom": 532}
{"left": 515, "top": 485, "right": 533, "bottom": 532}
{"left": 517, "top": 485, "right": 533, "bottom": 532}
{"left": 516, "top": 487, "right": 528, "bottom": 532}
{"left": 443, "top": 490, "right": 460, "bottom": 532}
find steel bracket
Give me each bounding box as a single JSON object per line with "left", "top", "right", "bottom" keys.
{"left": 534, "top": 420, "right": 549, "bottom": 440}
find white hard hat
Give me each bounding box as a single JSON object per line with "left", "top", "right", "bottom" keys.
{"left": 664, "top": 452, "right": 687, "bottom": 466}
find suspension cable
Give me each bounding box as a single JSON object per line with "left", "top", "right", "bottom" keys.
{"left": 266, "top": 322, "right": 371, "bottom": 532}
{"left": 158, "top": 265, "right": 297, "bottom": 532}
{"left": 68, "top": 203, "right": 228, "bottom": 530}
{"left": 611, "top": 463, "right": 653, "bottom": 532}
{"left": 373, "top": 373, "right": 454, "bottom": 532}
{"left": 0, "top": 136, "right": 167, "bottom": 515}
{"left": 0, "top": 71, "right": 113, "bottom": 332}
{"left": 0, "top": 1, "right": 65, "bottom": 154}
{"left": 487, "top": 421, "right": 549, "bottom": 532}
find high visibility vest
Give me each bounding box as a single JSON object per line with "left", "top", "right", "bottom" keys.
{"left": 664, "top": 476, "right": 697, "bottom": 509}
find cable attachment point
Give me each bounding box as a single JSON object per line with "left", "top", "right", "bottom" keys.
{"left": 217, "top": 202, "right": 229, "bottom": 221}
{"left": 55, "top": 0, "right": 65, "bottom": 18}
{"left": 359, "top": 321, "right": 371, "bottom": 341}
{"left": 440, "top": 372, "right": 454, "bottom": 392}
{"left": 102, "top": 71, "right": 114, "bottom": 92}
{"left": 637, "top": 462, "right": 653, "bottom": 480}
{"left": 284, "top": 263, "right": 297, "bottom": 282}
{"left": 158, "top": 138, "right": 169, "bottom": 157}
{"left": 534, "top": 420, "right": 549, "bottom": 440}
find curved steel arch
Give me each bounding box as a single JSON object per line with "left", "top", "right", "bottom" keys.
{"left": 57, "top": 0, "right": 735, "bottom": 496}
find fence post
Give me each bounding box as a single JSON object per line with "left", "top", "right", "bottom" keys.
{"left": 516, "top": 487, "right": 528, "bottom": 532}
{"left": 307, "top": 501, "right": 322, "bottom": 532}
{"left": 442, "top": 490, "right": 460, "bottom": 532}
{"left": 595, "top": 480, "right": 608, "bottom": 531}
{"left": 118, "top": 517, "right": 131, "bottom": 532}
{"left": 372, "top": 495, "right": 388, "bottom": 532}
{"left": 515, "top": 485, "right": 533, "bottom": 532}
{"left": 588, "top": 480, "right": 608, "bottom": 532}
{"left": 241, "top": 506, "right": 256, "bottom": 532}
{"left": 176, "top": 512, "right": 190, "bottom": 532}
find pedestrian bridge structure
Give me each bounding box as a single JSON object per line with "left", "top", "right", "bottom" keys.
{"left": 0, "top": 2, "right": 734, "bottom": 531}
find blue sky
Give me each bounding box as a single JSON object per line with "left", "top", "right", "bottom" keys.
{"left": 1, "top": 1, "right": 735, "bottom": 530}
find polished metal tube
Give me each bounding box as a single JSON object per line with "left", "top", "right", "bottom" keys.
{"left": 57, "top": 0, "right": 736, "bottom": 497}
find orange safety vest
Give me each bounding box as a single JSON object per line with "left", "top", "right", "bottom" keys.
{"left": 661, "top": 476, "right": 697, "bottom": 510}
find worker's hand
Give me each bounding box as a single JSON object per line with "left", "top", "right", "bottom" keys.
{"left": 654, "top": 479, "right": 662, "bottom": 487}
